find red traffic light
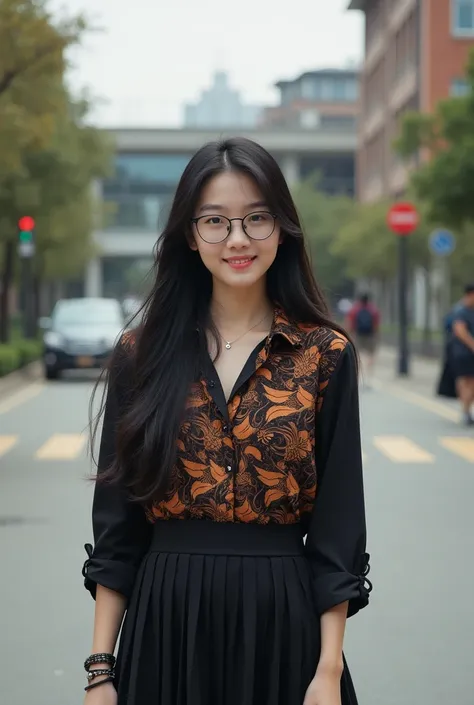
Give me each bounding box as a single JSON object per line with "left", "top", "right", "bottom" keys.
{"left": 18, "top": 216, "right": 35, "bottom": 231}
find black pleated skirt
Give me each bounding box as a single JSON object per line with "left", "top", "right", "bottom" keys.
{"left": 115, "top": 520, "right": 358, "bottom": 705}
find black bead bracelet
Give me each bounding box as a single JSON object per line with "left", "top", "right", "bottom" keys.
{"left": 84, "top": 676, "right": 114, "bottom": 692}
{"left": 87, "top": 668, "right": 115, "bottom": 682}
{"left": 84, "top": 653, "right": 115, "bottom": 671}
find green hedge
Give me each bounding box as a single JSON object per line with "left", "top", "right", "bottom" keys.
{"left": 0, "top": 339, "right": 42, "bottom": 377}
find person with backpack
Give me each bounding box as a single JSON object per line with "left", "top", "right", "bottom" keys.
{"left": 347, "top": 293, "right": 380, "bottom": 387}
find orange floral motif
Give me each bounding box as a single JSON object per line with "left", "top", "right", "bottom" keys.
{"left": 265, "top": 489, "right": 286, "bottom": 506}
{"left": 293, "top": 346, "right": 320, "bottom": 378}
{"left": 235, "top": 498, "right": 259, "bottom": 522}
{"left": 280, "top": 423, "right": 312, "bottom": 462}
{"left": 256, "top": 428, "right": 274, "bottom": 445}
{"left": 146, "top": 311, "right": 349, "bottom": 525}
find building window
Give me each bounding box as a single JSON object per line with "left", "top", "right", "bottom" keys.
{"left": 101, "top": 153, "right": 192, "bottom": 231}
{"left": 451, "top": 77, "right": 470, "bottom": 96}
{"left": 113, "top": 154, "right": 191, "bottom": 184}
{"left": 320, "top": 79, "right": 334, "bottom": 101}
{"left": 453, "top": 0, "right": 474, "bottom": 36}
{"left": 319, "top": 115, "right": 357, "bottom": 130}
{"left": 301, "top": 77, "right": 315, "bottom": 100}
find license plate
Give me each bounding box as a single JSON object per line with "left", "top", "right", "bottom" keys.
{"left": 76, "top": 356, "right": 94, "bottom": 367}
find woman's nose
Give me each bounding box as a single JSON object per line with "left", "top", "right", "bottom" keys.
{"left": 226, "top": 219, "right": 250, "bottom": 246}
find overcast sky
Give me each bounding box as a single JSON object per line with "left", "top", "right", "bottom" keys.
{"left": 53, "top": 0, "right": 364, "bottom": 127}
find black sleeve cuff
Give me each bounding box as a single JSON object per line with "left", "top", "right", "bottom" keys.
{"left": 82, "top": 543, "right": 137, "bottom": 601}
{"left": 312, "top": 553, "right": 373, "bottom": 618}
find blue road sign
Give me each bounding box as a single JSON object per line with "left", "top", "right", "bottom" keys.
{"left": 429, "top": 229, "right": 456, "bottom": 257}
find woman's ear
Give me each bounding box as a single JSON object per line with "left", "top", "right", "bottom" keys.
{"left": 187, "top": 225, "right": 199, "bottom": 251}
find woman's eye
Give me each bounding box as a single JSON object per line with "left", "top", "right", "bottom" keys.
{"left": 207, "top": 217, "right": 222, "bottom": 225}
{"left": 249, "top": 213, "right": 269, "bottom": 223}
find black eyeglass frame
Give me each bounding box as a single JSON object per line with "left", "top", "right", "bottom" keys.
{"left": 190, "top": 211, "right": 278, "bottom": 244}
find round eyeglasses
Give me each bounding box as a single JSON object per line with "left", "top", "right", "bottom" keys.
{"left": 191, "top": 211, "right": 277, "bottom": 244}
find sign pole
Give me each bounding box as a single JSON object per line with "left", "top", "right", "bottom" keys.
{"left": 398, "top": 236, "right": 409, "bottom": 376}
{"left": 428, "top": 228, "right": 456, "bottom": 323}
{"left": 387, "top": 202, "right": 419, "bottom": 378}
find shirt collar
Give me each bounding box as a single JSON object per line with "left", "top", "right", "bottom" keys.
{"left": 270, "top": 307, "right": 307, "bottom": 348}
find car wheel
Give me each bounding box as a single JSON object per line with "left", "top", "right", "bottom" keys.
{"left": 45, "top": 366, "right": 60, "bottom": 380}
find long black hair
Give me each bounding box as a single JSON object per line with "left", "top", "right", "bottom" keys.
{"left": 91, "top": 137, "right": 349, "bottom": 503}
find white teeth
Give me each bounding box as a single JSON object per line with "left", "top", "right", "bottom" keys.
{"left": 228, "top": 258, "right": 252, "bottom": 264}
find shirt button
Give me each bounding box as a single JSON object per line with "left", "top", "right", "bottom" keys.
{"left": 209, "top": 380, "right": 216, "bottom": 388}
{"left": 222, "top": 424, "right": 228, "bottom": 432}
{"left": 227, "top": 466, "right": 232, "bottom": 472}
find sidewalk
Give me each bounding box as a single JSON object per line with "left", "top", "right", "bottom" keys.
{"left": 0, "top": 361, "right": 41, "bottom": 398}
{"left": 371, "top": 345, "right": 460, "bottom": 423}
{"left": 374, "top": 345, "right": 441, "bottom": 394}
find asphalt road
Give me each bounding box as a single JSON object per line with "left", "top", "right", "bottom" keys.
{"left": 0, "top": 366, "right": 473, "bottom": 705}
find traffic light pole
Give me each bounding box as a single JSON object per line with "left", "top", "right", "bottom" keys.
{"left": 20, "top": 256, "right": 35, "bottom": 339}
{"left": 398, "top": 236, "right": 409, "bottom": 376}
{"left": 17, "top": 217, "right": 37, "bottom": 340}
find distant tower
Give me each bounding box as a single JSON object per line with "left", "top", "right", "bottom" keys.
{"left": 183, "top": 71, "right": 262, "bottom": 128}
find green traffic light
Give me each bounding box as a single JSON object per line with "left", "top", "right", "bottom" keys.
{"left": 19, "top": 230, "right": 33, "bottom": 242}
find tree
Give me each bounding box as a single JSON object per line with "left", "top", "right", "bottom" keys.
{"left": 0, "top": 0, "right": 86, "bottom": 179}
{"left": 0, "top": 1, "right": 111, "bottom": 342}
{"left": 292, "top": 176, "right": 355, "bottom": 301}
{"left": 331, "top": 195, "right": 432, "bottom": 279}
{"left": 395, "top": 48, "right": 474, "bottom": 230}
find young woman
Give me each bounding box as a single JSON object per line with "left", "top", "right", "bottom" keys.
{"left": 82, "top": 137, "right": 372, "bottom": 705}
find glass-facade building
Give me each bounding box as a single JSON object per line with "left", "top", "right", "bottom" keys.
{"left": 86, "top": 129, "right": 356, "bottom": 300}
{"left": 102, "top": 153, "right": 193, "bottom": 231}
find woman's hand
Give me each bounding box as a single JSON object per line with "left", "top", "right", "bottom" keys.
{"left": 84, "top": 680, "right": 117, "bottom": 705}
{"left": 303, "top": 665, "right": 342, "bottom": 705}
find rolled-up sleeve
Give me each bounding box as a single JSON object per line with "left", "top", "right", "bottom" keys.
{"left": 305, "top": 343, "right": 372, "bottom": 618}
{"left": 82, "top": 340, "right": 152, "bottom": 601}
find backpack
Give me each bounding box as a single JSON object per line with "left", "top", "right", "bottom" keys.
{"left": 355, "top": 307, "right": 374, "bottom": 335}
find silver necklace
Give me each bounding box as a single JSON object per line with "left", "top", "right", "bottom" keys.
{"left": 219, "top": 311, "right": 272, "bottom": 350}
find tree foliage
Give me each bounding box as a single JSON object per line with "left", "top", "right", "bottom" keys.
{"left": 292, "top": 176, "right": 354, "bottom": 299}
{"left": 395, "top": 48, "right": 474, "bottom": 229}
{"left": 0, "top": 0, "right": 86, "bottom": 178}
{"left": 0, "top": 0, "right": 112, "bottom": 341}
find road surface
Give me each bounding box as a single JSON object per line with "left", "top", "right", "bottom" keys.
{"left": 0, "top": 363, "right": 473, "bottom": 705}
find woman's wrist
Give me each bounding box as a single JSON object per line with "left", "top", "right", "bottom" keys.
{"left": 316, "top": 657, "right": 344, "bottom": 678}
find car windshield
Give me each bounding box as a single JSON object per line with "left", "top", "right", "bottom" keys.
{"left": 53, "top": 300, "right": 123, "bottom": 326}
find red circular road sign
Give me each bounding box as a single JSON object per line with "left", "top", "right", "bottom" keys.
{"left": 387, "top": 202, "right": 419, "bottom": 236}
{"left": 18, "top": 215, "right": 35, "bottom": 231}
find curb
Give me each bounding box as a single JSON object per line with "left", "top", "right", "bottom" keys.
{"left": 0, "top": 360, "right": 42, "bottom": 396}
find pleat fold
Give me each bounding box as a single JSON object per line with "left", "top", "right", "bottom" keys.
{"left": 115, "top": 523, "right": 359, "bottom": 705}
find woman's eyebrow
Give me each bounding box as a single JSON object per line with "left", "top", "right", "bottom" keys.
{"left": 197, "top": 200, "right": 268, "bottom": 214}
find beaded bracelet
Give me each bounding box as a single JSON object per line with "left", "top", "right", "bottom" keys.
{"left": 84, "top": 676, "right": 114, "bottom": 692}
{"left": 87, "top": 668, "right": 115, "bottom": 682}
{"left": 84, "top": 653, "right": 115, "bottom": 671}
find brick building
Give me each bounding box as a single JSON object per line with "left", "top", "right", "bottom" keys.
{"left": 349, "top": 0, "right": 474, "bottom": 202}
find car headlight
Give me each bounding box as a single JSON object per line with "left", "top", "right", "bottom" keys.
{"left": 44, "top": 331, "right": 64, "bottom": 349}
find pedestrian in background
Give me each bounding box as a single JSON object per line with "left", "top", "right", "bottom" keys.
{"left": 347, "top": 293, "right": 380, "bottom": 388}
{"left": 82, "top": 138, "right": 372, "bottom": 705}
{"left": 450, "top": 284, "right": 474, "bottom": 425}
{"left": 437, "top": 298, "right": 463, "bottom": 402}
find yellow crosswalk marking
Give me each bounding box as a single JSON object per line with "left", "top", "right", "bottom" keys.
{"left": 35, "top": 434, "right": 86, "bottom": 460}
{"left": 440, "top": 437, "right": 474, "bottom": 463}
{"left": 373, "top": 436, "right": 435, "bottom": 463}
{"left": 0, "top": 436, "right": 18, "bottom": 457}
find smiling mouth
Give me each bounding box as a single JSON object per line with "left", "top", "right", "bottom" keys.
{"left": 224, "top": 256, "right": 256, "bottom": 264}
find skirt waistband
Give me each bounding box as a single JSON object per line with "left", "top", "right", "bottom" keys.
{"left": 149, "top": 520, "right": 305, "bottom": 557}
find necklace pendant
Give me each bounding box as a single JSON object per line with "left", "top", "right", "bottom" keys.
{"left": 225, "top": 342, "right": 232, "bottom": 350}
